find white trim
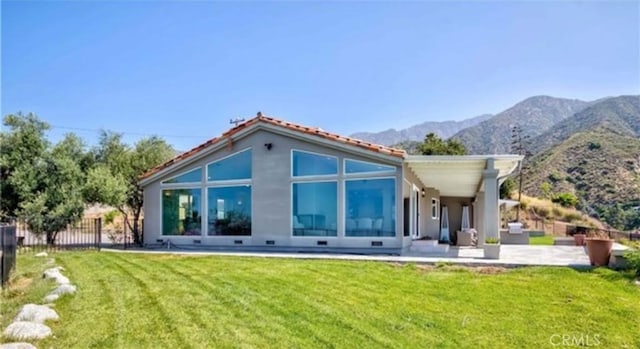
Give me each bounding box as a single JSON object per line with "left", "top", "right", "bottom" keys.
{"left": 160, "top": 167, "right": 203, "bottom": 186}
{"left": 410, "top": 184, "right": 420, "bottom": 239}
{"left": 290, "top": 149, "right": 339, "bottom": 179}
{"left": 343, "top": 158, "right": 396, "bottom": 176}
{"left": 206, "top": 147, "right": 252, "bottom": 182}
{"left": 431, "top": 198, "right": 439, "bottom": 220}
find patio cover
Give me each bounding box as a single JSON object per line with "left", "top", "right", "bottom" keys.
{"left": 404, "top": 155, "right": 523, "bottom": 197}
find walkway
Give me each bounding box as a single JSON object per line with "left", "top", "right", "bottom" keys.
{"left": 101, "top": 244, "right": 629, "bottom": 268}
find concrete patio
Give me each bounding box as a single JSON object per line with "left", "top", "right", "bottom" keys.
{"left": 103, "top": 243, "right": 630, "bottom": 268}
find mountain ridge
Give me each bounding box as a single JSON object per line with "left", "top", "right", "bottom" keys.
{"left": 350, "top": 113, "right": 492, "bottom": 146}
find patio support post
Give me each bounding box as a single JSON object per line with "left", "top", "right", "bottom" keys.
{"left": 482, "top": 158, "right": 499, "bottom": 247}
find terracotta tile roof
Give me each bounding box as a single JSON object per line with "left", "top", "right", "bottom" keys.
{"left": 139, "top": 113, "right": 406, "bottom": 181}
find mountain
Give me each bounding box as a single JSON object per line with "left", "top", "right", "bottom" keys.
{"left": 451, "top": 96, "right": 591, "bottom": 154}
{"left": 350, "top": 113, "right": 492, "bottom": 146}
{"left": 527, "top": 95, "right": 640, "bottom": 154}
{"left": 522, "top": 96, "right": 640, "bottom": 230}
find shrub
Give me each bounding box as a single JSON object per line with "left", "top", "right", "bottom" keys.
{"left": 104, "top": 210, "right": 120, "bottom": 225}
{"left": 552, "top": 192, "right": 578, "bottom": 208}
{"left": 548, "top": 173, "right": 563, "bottom": 182}
{"left": 563, "top": 212, "right": 583, "bottom": 223}
{"left": 485, "top": 237, "right": 500, "bottom": 244}
{"left": 535, "top": 206, "right": 551, "bottom": 219}
{"left": 588, "top": 142, "right": 601, "bottom": 150}
{"left": 623, "top": 249, "right": 640, "bottom": 276}
{"left": 552, "top": 206, "right": 563, "bottom": 219}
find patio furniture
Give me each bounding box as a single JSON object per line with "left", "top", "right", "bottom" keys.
{"left": 457, "top": 228, "right": 477, "bottom": 246}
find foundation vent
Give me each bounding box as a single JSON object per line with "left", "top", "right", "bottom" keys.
{"left": 371, "top": 241, "right": 383, "bottom": 247}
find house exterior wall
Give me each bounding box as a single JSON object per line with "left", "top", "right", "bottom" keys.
{"left": 402, "top": 164, "right": 440, "bottom": 240}
{"left": 440, "top": 197, "right": 474, "bottom": 236}
{"left": 142, "top": 128, "right": 404, "bottom": 250}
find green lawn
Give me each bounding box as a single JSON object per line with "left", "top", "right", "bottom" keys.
{"left": 529, "top": 235, "right": 555, "bottom": 245}
{"left": 2, "top": 251, "right": 639, "bottom": 348}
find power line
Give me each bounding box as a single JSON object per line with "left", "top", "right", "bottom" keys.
{"left": 49, "top": 124, "right": 210, "bottom": 139}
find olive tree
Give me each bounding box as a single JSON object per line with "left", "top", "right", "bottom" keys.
{"left": 85, "top": 131, "right": 174, "bottom": 245}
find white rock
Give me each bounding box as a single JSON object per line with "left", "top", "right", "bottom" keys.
{"left": 50, "top": 284, "right": 76, "bottom": 296}
{"left": 34, "top": 252, "right": 47, "bottom": 257}
{"left": 42, "top": 268, "right": 69, "bottom": 285}
{"left": 3, "top": 321, "right": 52, "bottom": 340}
{"left": 0, "top": 342, "right": 38, "bottom": 349}
{"left": 14, "top": 304, "right": 59, "bottom": 324}
{"left": 43, "top": 294, "right": 59, "bottom": 303}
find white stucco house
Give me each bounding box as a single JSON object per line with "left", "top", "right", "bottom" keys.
{"left": 138, "top": 113, "right": 522, "bottom": 253}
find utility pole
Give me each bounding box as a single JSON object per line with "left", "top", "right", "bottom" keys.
{"left": 511, "top": 125, "right": 529, "bottom": 222}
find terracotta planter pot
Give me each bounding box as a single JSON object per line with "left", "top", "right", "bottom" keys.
{"left": 574, "top": 234, "right": 586, "bottom": 246}
{"left": 585, "top": 238, "right": 613, "bottom": 266}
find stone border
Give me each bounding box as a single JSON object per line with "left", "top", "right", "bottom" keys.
{"left": 2, "top": 252, "right": 77, "bottom": 347}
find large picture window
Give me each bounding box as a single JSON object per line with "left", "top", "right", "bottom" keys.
{"left": 162, "top": 189, "right": 202, "bottom": 236}
{"left": 292, "top": 182, "right": 337, "bottom": 236}
{"left": 207, "top": 149, "right": 252, "bottom": 181}
{"left": 207, "top": 186, "right": 251, "bottom": 236}
{"left": 292, "top": 150, "right": 338, "bottom": 177}
{"left": 345, "top": 178, "right": 396, "bottom": 237}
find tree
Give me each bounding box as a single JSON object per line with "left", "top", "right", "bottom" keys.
{"left": 419, "top": 133, "right": 466, "bottom": 155}
{"left": 0, "top": 113, "right": 50, "bottom": 219}
{"left": 500, "top": 176, "right": 516, "bottom": 199}
{"left": 20, "top": 142, "right": 85, "bottom": 244}
{"left": 85, "top": 131, "right": 174, "bottom": 245}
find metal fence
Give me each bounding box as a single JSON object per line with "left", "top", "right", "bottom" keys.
{"left": 102, "top": 218, "right": 144, "bottom": 249}
{"left": 1, "top": 224, "right": 17, "bottom": 288}
{"left": 15, "top": 218, "right": 102, "bottom": 251}
{"left": 565, "top": 224, "right": 639, "bottom": 241}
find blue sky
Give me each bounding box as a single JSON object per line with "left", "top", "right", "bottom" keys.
{"left": 2, "top": 1, "right": 639, "bottom": 150}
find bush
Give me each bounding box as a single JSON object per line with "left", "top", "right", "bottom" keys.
{"left": 552, "top": 192, "right": 578, "bottom": 208}
{"left": 535, "top": 206, "right": 551, "bottom": 219}
{"left": 624, "top": 249, "right": 640, "bottom": 276}
{"left": 563, "top": 212, "right": 583, "bottom": 223}
{"left": 552, "top": 206, "right": 563, "bottom": 219}
{"left": 104, "top": 210, "right": 120, "bottom": 225}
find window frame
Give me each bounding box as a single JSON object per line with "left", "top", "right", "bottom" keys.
{"left": 290, "top": 149, "right": 339, "bottom": 179}
{"left": 290, "top": 180, "right": 339, "bottom": 238}
{"left": 431, "top": 198, "right": 440, "bottom": 220}
{"left": 206, "top": 147, "right": 253, "bottom": 183}
{"left": 160, "top": 167, "right": 203, "bottom": 186}
{"left": 206, "top": 183, "right": 253, "bottom": 237}
{"left": 160, "top": 186, "right": 203, "bottom": 237}
{"left": 343, "top": 176, "right": 397, "bottom": 239}
{"left": 343, "top": 158, "right": 396, "bottom": 176}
